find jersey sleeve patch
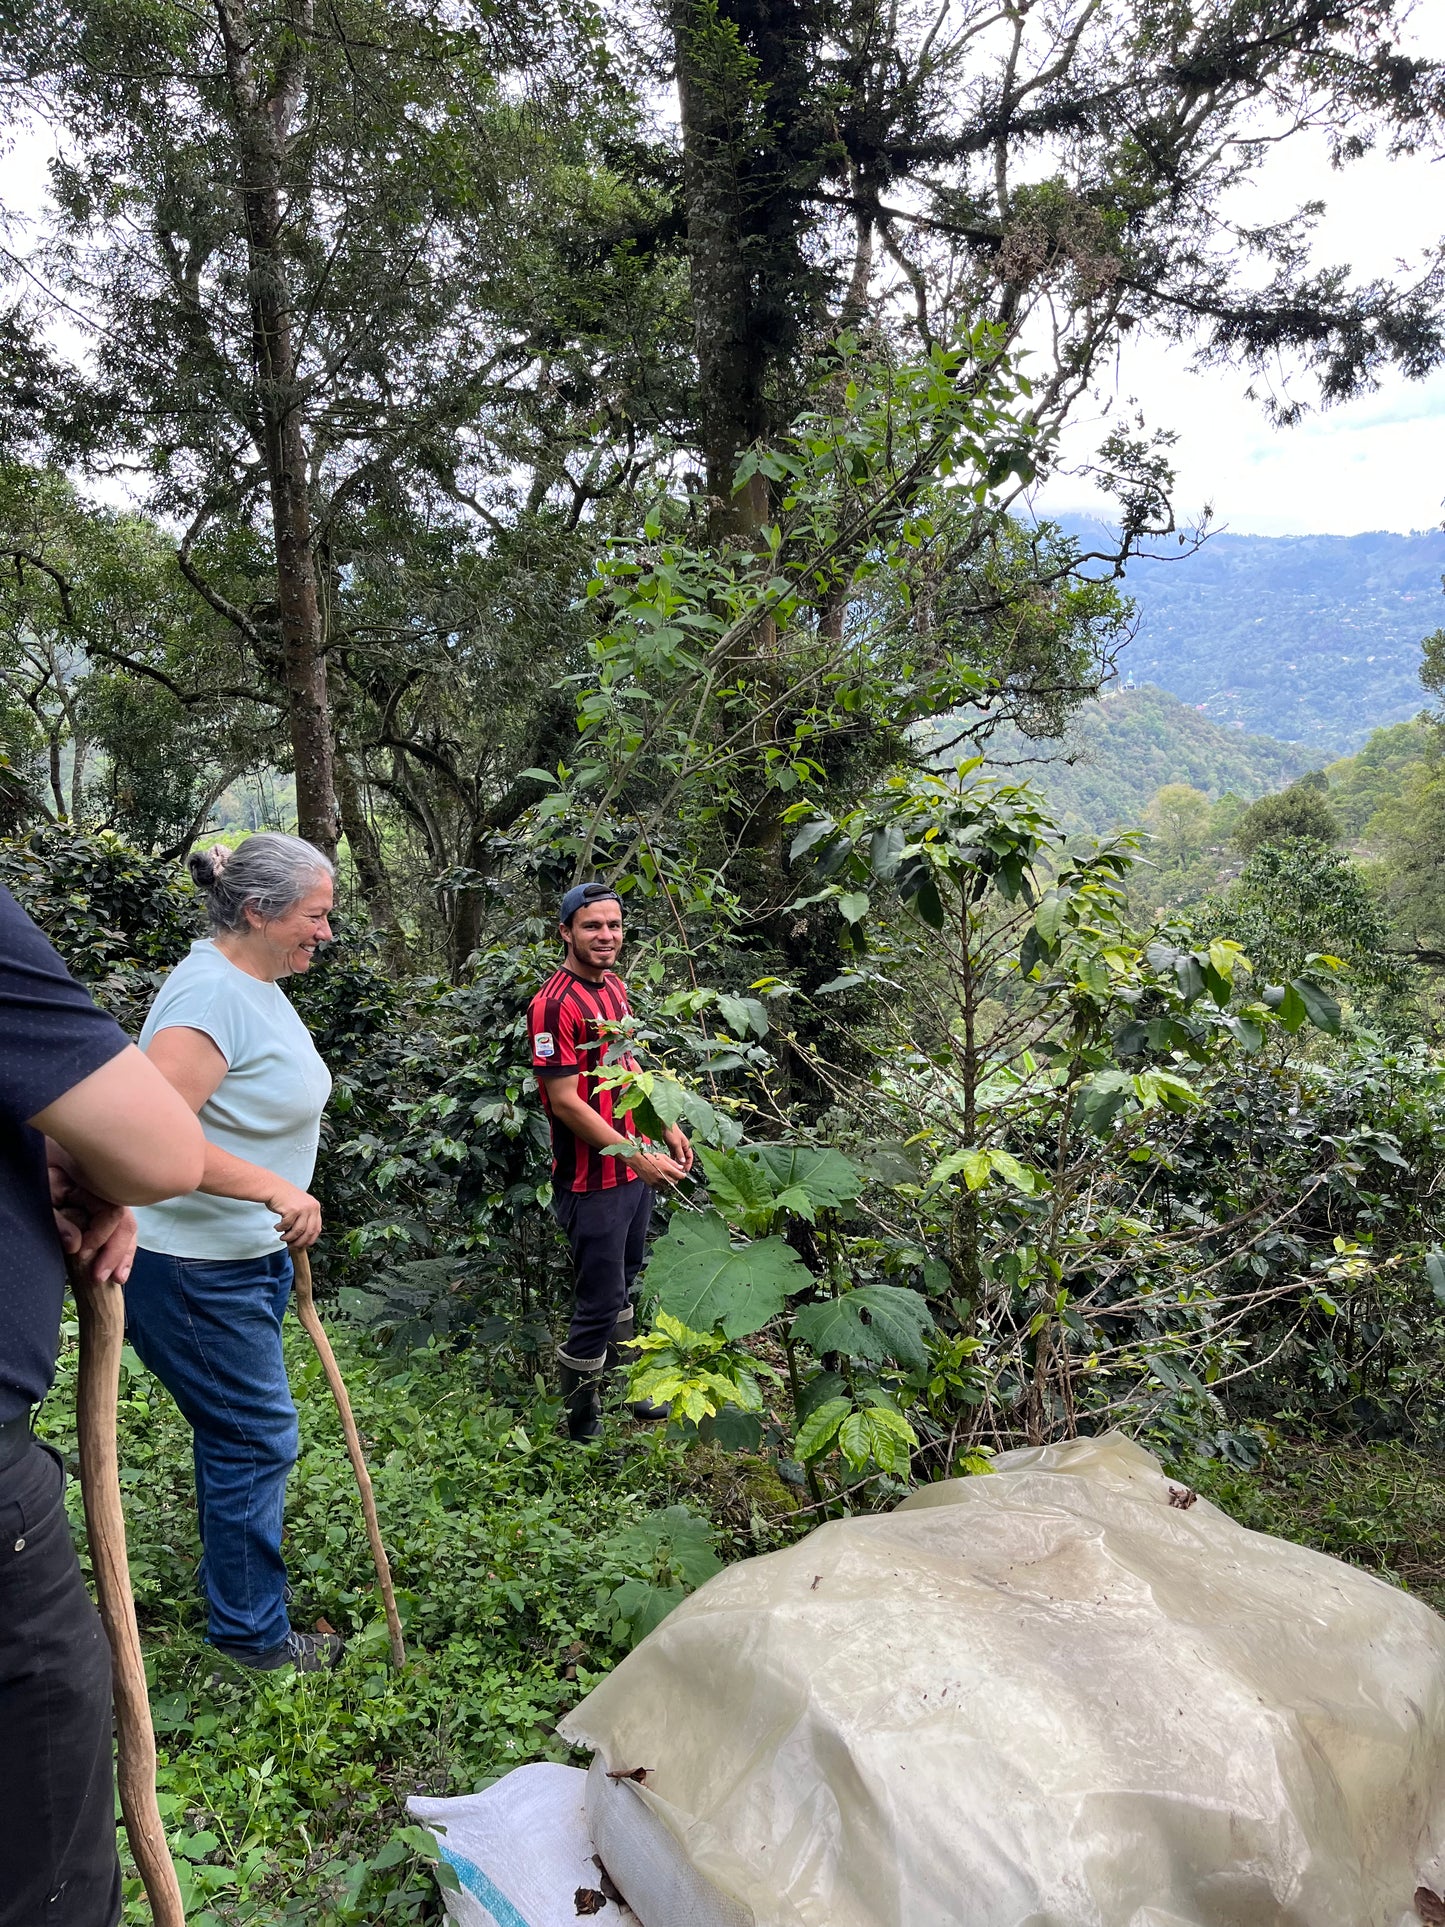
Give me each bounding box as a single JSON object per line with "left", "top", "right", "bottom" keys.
{"left": 533, "top": 1030, "right": 555, "bottom": 1060}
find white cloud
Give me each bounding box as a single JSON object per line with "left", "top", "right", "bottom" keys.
{"left": 1037, "top": 135, "right": 1445, "bottom": 537}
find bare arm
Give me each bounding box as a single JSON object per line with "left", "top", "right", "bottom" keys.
{"left": 545, "top": 1073, "right": 687, "bottom": 1186}
{"left": 143, "top": 1026, "right": 322, "bottom": 1248}
{"left": 31, "top": 1044, "right": 206, "bottom": 1205}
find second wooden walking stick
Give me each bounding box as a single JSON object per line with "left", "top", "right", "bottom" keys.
{"left": 292, "top": 1248, "right": 406, "bottom": 1668}
{"left": 73, "top": 1257, "right": 186, "bottom": 1927}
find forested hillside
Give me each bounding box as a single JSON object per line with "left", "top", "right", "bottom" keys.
{"left": 975, "top": 683, "right": 1322, "bottom": 834}
{"left": 1086, "top": 523, "right": 1445, "bottom": 752}
{"left": 3, "top": 0, "right": 1445, "bottom": 1920}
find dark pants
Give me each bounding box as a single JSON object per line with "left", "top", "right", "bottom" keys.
{"left": 125, "top": 1247, "right": 298, "bottom": 1657}
{"left": 0, "top": 1440, "right": 121, "bottom": 1927}
{"left": 553, "top": 1181, "right": 654, "bottom": 1369}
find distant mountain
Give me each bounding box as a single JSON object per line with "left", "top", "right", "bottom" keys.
{"left": 975, "top": 685, "right": 1321, "bottom": 836}
{"left": 1062, "top": 522, "right": 1445, "bottom": 754}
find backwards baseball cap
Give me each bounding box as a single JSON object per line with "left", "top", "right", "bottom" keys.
{"left": 559, "top": 880, "right": 622, "bottom": 924}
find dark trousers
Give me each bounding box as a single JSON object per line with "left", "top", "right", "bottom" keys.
{"left": 0, "top": 1440, "right": 121, "bottom": 1927}
{"left": 125, "top": 1247, "right": 298, "bottom": 1657}
{"left": 553, "top": 1180, "right": 653, "bottom": 1369}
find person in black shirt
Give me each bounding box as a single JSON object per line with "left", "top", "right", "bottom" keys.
{"left": 0, "top": 887, "right": 204, "bottom": 1927}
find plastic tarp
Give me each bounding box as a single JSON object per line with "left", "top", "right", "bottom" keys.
{"left": 560, "top": 1432, "right": 1445, "bottom": 1927}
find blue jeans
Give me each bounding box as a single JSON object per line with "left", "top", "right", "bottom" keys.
{"left": 125, "top": 1248, "right": 298, "bottom": 1657}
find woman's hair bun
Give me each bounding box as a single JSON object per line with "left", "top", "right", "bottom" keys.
{"left": 187, "top": 843, "right": 232, "bottom": 890}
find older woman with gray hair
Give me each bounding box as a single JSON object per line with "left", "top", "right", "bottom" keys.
{"left": 124, "top": 832, "right": 341, "bottom": 1673}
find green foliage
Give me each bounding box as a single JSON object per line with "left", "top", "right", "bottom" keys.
{"left": 0, "top": 464, "right": 274, "bottom": 849}
{"left": 1201, "top": 843, "right": 1408, "bottom": 1016}
{"left": 625, "top": 1312, "right": 779, "bottom": 1425}
{"left": 528, "top": 333, "right": 1128, "bottom": 906}
{"left": 789, "top": 1284, "right": 933, "bottom": 1373}
{"left": 693, "top": 1141, "right": 863, "bottom": 1233}
{"left": 1323, "top": 719, "right": 1433, "bottom": 841}
{"left": 0, "top": 822, "right": 201, "bottom": 1026}
{"left": 1232, "top": 782, "right": 1341, "bottom": 854}
{"left": 40, "top": 1318, "right": 731, "bottom": 1925}
{"left": 596, "top": 1506, "right": 724, "bottom": 1644}
{"left": 642, "top": 1208, "right": 812, "bottom": 1339}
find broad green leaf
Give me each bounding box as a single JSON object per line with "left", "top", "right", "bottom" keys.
{"left": 609, "top": 1576, "right": 687, "bottom": 1644}
{"left": 710, "top": 1407, "right": 763, "bottom": 1453}
{"left": 1426, "top": 1250, "right": 1445, "bottom": 1306}
{"left": 928, "top": 1146, "right": 984, "bottom": 1190}
{"left": 715, "top": 992, "right": 769, "bottom": 1038}
{"left": 604, "top": 1506, "right": 722, "bottom": 1590}
{"left": 789, "top": 818, "right": 834, "bottom": 861}
{"left": 1207, "top": 939, "right": 1246, "bottom": 981}
{"left": 697, "top": 1145, "right": 780, "bottom": 1231}
{"left": 837, "top": 1405, "right": 916, "bottom": 1474}
{"left": 1073, "top": 1069, "right": 1133, "bottom": 1136}
{"left": 837, "top": 890, "right": 870, "bottom": 923}
{"left": 644, "top": 1209, "right": 811, "bottom": 1338}
{"left": 1292, "top": 976, "right": 1341, "bottom": 1036}
{"left": 1224, "top": 1015, "right": 1264, "bottom": 1052}
{"left": 1275, "top": 982, "right": 1308, "bottom": 1033}
{"left": 751, "top": 1145, "right": 864, "bottom": 1210}
{"left": 868, "top": 824, "right": 906, "bottom": 879}
{"left": 770, "top": 1184, "right": 817, "bottom": 1223}
{"left": 912, "top": 872, "right": 946, "bottom": 930}
{"left": 790, "top": 1284, "right": 933, "bottom": 1370}
{"left": 1034, "top": 892, "right": 1066, "bottom": 945}
{"left": 1174, "top": 953, "right": 1205, "bottom": 1001}
{"left": 986, "top": 1149, "right": 1038, "bottom": 1194}
{"left": 794, "top": 1395, "right": 850, "bottom": 1460}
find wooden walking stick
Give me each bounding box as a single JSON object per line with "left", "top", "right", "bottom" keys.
{"left": 291, "top": 1249, "right": 406, "bottom": 1668}
{"left": 72, "top": 1258, "right": 186, "bottom": 1927}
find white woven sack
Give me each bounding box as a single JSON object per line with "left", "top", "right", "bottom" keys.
{"left": 409, "top": 1762, "right": 640, "bottom": 1927}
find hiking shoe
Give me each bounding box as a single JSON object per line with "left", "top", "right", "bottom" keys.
{"left": 219, "top": 1630, "right": 345, "bottom": 1674}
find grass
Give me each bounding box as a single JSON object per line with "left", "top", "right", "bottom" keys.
{"left": 41, "top": 1315, "right": 739, "bottom": 1925}
{"left": 1174, "top": 1434, "right": 1445, "bottom": 1614}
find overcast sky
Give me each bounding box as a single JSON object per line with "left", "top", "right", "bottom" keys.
{"left": 6, "top": 84, "right": 1445, "bottom": 541}
{"left": 1035, "top": 137, "right": 1445, "bottom": 539}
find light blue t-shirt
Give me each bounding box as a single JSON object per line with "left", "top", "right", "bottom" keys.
{"left": 133, "top": 940, "right": 333, "bottom": 1260}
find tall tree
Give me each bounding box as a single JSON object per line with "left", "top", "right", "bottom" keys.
{"left": 1, "top": 0, "right": 635, "bottom": 858}
{"left": 0, "top": 464, "right": 273, "bottom": 849}
{"left": 667, "top": 0, "right": 1445, "bottom": 527}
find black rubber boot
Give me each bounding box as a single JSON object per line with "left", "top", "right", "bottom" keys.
{"left": 558, "top": 1357, "right": 605, "bottom": 1442}
{"left": 611, "top": 1305, "right": 668, "bottom": 1424}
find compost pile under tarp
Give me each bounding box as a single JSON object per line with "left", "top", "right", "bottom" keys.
{"left": 561, "top": 1433, "right": 1445, "bottom": 1927}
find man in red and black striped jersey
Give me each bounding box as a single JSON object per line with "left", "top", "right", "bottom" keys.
{"left": 530, "top": 882, "right": 693, "bottom": 1440}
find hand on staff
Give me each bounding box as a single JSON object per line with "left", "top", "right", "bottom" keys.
{"left": 266, "top": 1180, "right": 323, "bottom": 1248}
{"left": 46, "top": 1140, "right": 139, "bottom": 1285}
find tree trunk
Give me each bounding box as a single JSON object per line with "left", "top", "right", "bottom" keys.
{"left": 671, "top": 0, "right": 817, "bottom": 542}
{"left": 216, "top": 0, "right": 338, "bottom": 858}
{"left": 673, "top": 0, "right": 767, "bottom": 537}
{"left": 334, "top": 751, "right": 408, "bottom": 972}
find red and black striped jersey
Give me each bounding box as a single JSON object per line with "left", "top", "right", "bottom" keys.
{"left": 528, "top": 967, "right": 639, "bottom": 1194}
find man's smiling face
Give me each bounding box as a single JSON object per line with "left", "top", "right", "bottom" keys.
{"left": 564, "top": 899, "right": 623, "bottom": 975}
